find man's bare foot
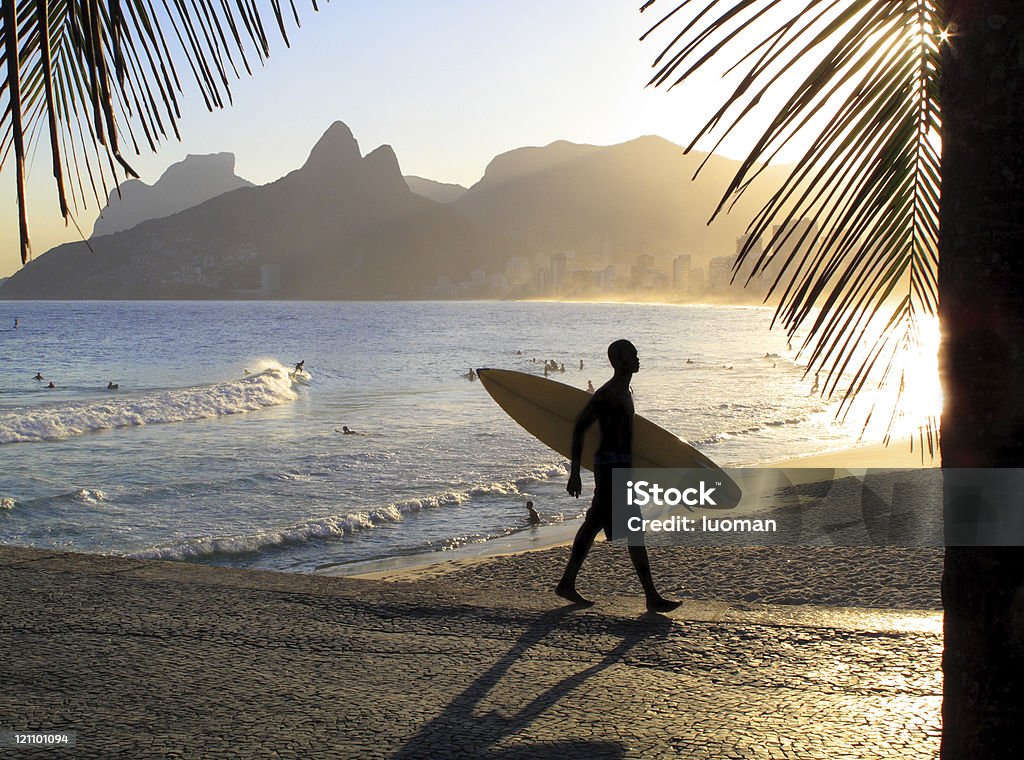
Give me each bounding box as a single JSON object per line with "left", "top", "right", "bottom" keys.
{"left": 646, "top": 596, "right": 682, "bottom": 614}
{"left": 555, "top": 584, "right": 594, "bottom": 607}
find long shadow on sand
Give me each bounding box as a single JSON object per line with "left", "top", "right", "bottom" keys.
{"left": 392, "top": 606, "right": 675, "bottom": 759}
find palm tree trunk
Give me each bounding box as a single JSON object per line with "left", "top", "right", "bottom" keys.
{"left": 939, "top": 2, "right": 1024, "bottom": 756}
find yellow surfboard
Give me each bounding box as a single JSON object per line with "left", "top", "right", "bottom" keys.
{"left": 478, "top": 368, "right": 741, "bottom": 503}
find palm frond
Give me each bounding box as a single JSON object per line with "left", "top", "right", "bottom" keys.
{"left": 643, "top": 0, "right": 942, "bottom": 446}
{"left": 0, "top": 0, "right": 326, "bottom": 264}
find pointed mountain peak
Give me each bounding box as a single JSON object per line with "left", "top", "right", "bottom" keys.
{"left": 302, "top": 121, "right": 362, "bottom": 171}
{"left": 361, "top": 144, "right": 409, "bottom": 195}
{"left": 364, "top": 144, "right": 401, "bottom": 172}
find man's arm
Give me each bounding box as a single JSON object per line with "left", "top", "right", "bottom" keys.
{"left": 567, "top": 398, "right": 599, "bottom": 498}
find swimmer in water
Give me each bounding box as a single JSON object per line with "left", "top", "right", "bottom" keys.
{"left": 340, "top": 426, "right": 357, "bottom": 435}
{"left": 467, "top": 368, "right": 477, "bottom": 381}
{"left": 33, "top": 372, "right": 44, "bottom": 381}
{"left": 46, "top": 381, "right": 56, "bottom": 388}
{"left": 526, "top": 501, "right": 541, "bottom": 526}
{"left": 107, "top": 381, "right": 119, "bottom": 390}
{"left": 586, "top": 380, "right": 595, "bottom": 393}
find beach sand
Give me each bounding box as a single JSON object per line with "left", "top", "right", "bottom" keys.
{"left": 0, "top": 440, "right": 943, "bottom": 757}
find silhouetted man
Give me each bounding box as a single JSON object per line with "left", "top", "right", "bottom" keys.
{"left": 558, "top": 339, "right": 680, "bottom": 613}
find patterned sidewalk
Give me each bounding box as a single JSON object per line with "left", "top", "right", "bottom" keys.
{"left": 0, "top": 547, "right": 941, "bottom": 759}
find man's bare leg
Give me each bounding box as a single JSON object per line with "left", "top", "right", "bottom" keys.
{"left": 628, "top": 545, "right": 681, "bottom": 613}
{"left": 556, "top": 520, "right": 601, "bottom": 606}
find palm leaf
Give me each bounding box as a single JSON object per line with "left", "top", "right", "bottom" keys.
{"left": 0, "top": 0, "right": 326, "bottom": 264}
{"left": 642, "top": 0, "right": 942, "bottom": 447}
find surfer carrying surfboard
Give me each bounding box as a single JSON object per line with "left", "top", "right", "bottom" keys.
{"left": 558, "top": 339, "right": 681, "bottom": 613}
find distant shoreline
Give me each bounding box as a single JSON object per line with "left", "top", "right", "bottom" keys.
{"left": 0, "top": 295, "right": 777, "bottom": 307}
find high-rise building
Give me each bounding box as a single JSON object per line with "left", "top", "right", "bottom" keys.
{"left": 734, "top": 232, "right": 766, "bottom": 295}
{"left": 551, "top": 253, "right": 568, "bottom": 293}
{"left": 672, "top": 255, "right": 692, "bottom": 294}
{"left": 767, "top": 219, "right": 817, "bottom": 287}
{"left": 708, "top": 256, "right": 734, "bottom": 293}
{"left": 536, "top": 267, "right": 549, "bottom": 295}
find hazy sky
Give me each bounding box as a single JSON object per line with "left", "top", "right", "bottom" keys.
{"left": 0, "top": 1, "right": 802, "bottom": 278}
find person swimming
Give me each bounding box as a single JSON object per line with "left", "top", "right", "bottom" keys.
{"left": 33, "top": 373, "right": 44, "bottom": 381}
{"left": 526, "top": 500, "right": 541, "bottom": 526}
{"left": 466, "top": 368, "right": 477, "bottom": 381}
{"left": 46, "top": 381, "right": 56, "bottom": 388}
{"left": 340, "top": 426, "right": 357, "bottom": 435}
{"left": 107, "top": 382, "right": 119, "bottom": 390}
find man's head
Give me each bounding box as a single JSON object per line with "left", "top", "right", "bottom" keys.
{"left": 607, "top": 339, "right": 640, "bottom": 373}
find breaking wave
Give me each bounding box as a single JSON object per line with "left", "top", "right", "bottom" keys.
{"left": 126, "top": 463, "right": 568, "bottom": 563}
{"left": 0, "top": 365, "right": 299, "bottom": 444}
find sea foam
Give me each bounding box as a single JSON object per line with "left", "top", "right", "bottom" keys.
{"left": 127, "top": 491, "right": 469, "bottom": 561}
{"left": 126, "top": 465, "right": 567, "bottom": 562}
{"left": 0, "top": 366, "right": 299, "bottom": 444}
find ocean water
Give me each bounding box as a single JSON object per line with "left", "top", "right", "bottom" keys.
{"left": 0, "top": 301, "right": 892, "bottom": 573}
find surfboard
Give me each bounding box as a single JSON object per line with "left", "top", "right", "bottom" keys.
{"left": 477, "top": 368, "right": 741, "bottom": 504}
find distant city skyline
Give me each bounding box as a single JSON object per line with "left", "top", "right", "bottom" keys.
{"left": 0, "top": 1, "right": 817, "bottom": 278}
{"left": 428, "top": 219, "right": 817, "bottom": 303}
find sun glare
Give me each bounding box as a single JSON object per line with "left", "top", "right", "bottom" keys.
{"left": 899, "top": 316, "right": 943, "bottom": 429}
{"left": 836, "top": 315, "right": 942, "bottom": 444}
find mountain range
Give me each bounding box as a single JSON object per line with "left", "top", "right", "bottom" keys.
{"left": 1, "top": 121, "right": 789, "bottom": 299}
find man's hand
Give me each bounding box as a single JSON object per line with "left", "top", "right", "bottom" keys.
{"left": 567, "top": 470, "right": 582, "bottom": 498}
